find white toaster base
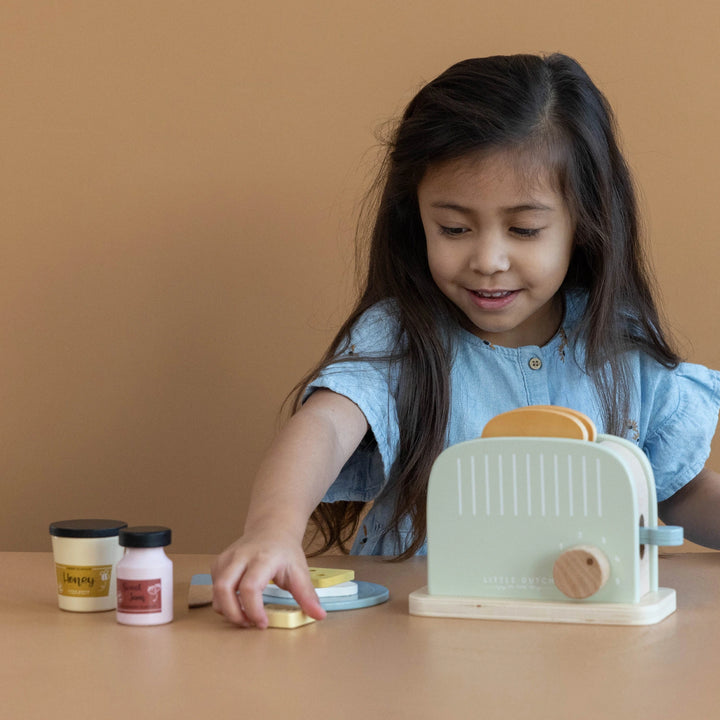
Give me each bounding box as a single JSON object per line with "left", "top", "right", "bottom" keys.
{"left": 408, "top": 586, "right": 676, "bottom": 626}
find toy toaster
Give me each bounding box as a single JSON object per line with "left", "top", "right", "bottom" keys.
{"left": 409, "top": 406, "right": 684, "bottom": 625}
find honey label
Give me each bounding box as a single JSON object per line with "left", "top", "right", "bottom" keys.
{"left": 56, "top": 564, "right": 113, "bottom": 597}
{"left": 117, "top": 579, "right": 162, "bottom": 613}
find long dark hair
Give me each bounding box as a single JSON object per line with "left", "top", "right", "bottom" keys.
{"left": 297, "top": 53, "right": 679, "bottom": 559}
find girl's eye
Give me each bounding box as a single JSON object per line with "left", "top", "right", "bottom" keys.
{"left": 511, "top": 227, "right": 542, "bottom": 238}
{"left": 439, "top": 226, "right": 468, "bottom": 237}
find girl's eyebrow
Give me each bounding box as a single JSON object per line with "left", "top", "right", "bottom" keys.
{"left": 504, "top": 202, "right": 555, "bottom": 213}
{"left": 429, "top": 201, "right": 555, "bottom": 213}
{"left": 429, "top": 201, "right": 473, "bottom": 212}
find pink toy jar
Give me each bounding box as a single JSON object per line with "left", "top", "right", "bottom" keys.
{"left": 116, "top": 526, "right": 173, "bottom": 626}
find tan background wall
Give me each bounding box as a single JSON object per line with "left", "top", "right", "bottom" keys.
{"left": 2, "top": 1, "right": 719, "bottom": 553}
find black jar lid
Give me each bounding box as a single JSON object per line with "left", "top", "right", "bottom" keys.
{"left": 49, "top": 519, "right": 128, "bottom": 538}
{"left": 119, "top": 526, "right": 172, "bottom": 548}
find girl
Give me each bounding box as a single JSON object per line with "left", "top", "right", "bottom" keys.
{"left": 212, "top": 53, "right": 720, "bottom": 628}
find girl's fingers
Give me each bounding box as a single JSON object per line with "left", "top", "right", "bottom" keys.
{"left": 211, "top": 548, "right": 327, "bottom": 629}
{"left": 211, "top": 557, "right": 253, "bottom": 627}
{"left": 280, "top": 569, "right": 327, "bottom": 621}
{"left": 235, "top": 563, "right": 277, "bottom": 628}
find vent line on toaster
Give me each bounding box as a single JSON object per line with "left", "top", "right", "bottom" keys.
{"left": 498, "top": 455, "right": 504, "bottom": 516}
{"left": 471, "top": 455, "right": 477, "bottom": 516}
{"left": 457, "top": 457, "right": 462, "bottom": 516}
{"left": 485, "top": 455, "right": 490, "bottom": 516}
{"left": 526, "top": 453, "right": 532, "bottom": 517}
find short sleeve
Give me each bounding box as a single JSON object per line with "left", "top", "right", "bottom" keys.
{"left": 304, "top": 302, "right": 402, "bottom": 503}
{"left": 642, "top": 362, "right": 720, "bottom": 501}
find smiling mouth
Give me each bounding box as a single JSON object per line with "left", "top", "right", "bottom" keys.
{"left": 466, "top": 288, "right": 520, "bottom": 310}
{"left": 470, "top": 290, "right": 517, "bottom": 298}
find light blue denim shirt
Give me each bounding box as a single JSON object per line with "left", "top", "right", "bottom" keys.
{"left": 306, "top": 292, "right": 720, "bottom": 556}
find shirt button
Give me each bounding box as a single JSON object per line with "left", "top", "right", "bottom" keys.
{"left": 528, "top": 357, "right": 543, "bottom": 370}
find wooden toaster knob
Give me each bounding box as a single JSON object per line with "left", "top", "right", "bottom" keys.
{"left": 553, "top": 545, "right": 610, "bottom": 599}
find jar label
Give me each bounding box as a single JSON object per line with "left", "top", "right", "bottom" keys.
{"left": 117, "top": 579, "right": 162, "bottom": 613}
{"left": 55, "top": 563, "right": 113, "bottom": 597}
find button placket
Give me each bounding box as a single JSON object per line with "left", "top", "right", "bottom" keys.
{"left": 520, "top": 349, "right": 550, "bottom": 406}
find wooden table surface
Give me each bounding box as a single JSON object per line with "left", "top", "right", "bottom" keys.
{"left": 3, "top": 551, "right": 720, "bottom": 719}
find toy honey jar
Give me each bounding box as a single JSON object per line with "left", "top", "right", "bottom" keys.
{"left": 49, "top": 519, "right": 127, "bottom": 612}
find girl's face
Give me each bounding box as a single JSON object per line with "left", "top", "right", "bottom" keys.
{"left": 418, "top": 150, "right": 574, "bottom": 348}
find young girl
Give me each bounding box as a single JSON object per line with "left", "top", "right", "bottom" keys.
{"left": 212, "top": 53, "right": 720, "bottom": 628}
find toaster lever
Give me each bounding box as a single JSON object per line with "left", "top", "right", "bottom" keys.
{"left": 638, "top": 525, "right": 684, "bottom": 546}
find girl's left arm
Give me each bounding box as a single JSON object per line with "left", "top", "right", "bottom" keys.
{"left": 658, "top": 468, "right": 720, "bottom": 550}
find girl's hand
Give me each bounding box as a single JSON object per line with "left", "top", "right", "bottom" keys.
{"left": 210, "top": 389, "right": 367, "bottom": 628}
{"left": 210, "top": 530, "right": 327, "bottom": 628}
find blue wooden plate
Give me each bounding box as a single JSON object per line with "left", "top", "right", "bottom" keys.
{"left": 263, "top": 581, "right": 389, "bottom": 611}
{"left": 189, "top": 574, "right": 389, "bottom": 611}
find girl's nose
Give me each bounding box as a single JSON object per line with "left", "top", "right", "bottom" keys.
{"left": 468, "top": 235, "right": 511, "bottom": 275}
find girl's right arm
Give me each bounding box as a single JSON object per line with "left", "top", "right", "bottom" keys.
{"left": 210, "top": 388, "right": 369, "bottom": 628}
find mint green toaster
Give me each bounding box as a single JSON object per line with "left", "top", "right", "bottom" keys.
{"left": 409, "top": 408, "right": 683, "bottom": 625}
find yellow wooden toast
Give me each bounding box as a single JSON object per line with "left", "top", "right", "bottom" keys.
{"left": 264, "top": 604, "right": 316, "bottom": 629}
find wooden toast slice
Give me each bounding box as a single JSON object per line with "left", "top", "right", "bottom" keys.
{"left": 481, "top": 406, "right": 595, "bottom": 440}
